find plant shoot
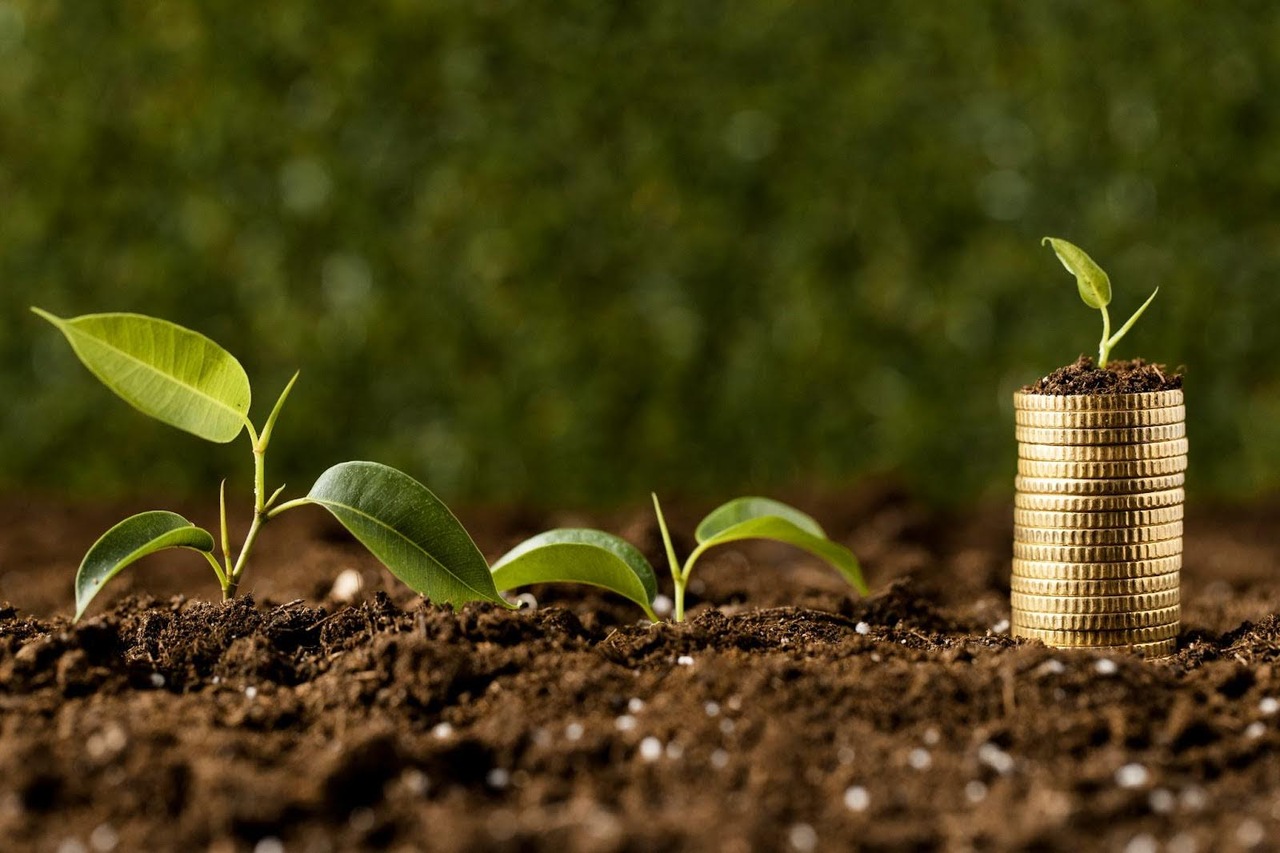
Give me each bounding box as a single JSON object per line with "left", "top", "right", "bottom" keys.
{"left": 35, "top": 309, "right": 513, "bottom": 620}
{"left": 1041, "top": 237, "right": 1159, "bottom": 368}
{"left": 496, "top": 495, "right": 865, "bottom": 622}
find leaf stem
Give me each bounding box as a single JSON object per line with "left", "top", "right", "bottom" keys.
{"left": 1098, "top": 303, "right": 1113, "bottom": 368}
{"left": 266, "top": 498, "right": 310, "bottom": 520}
{"left": 219, "top": 479, "right": 232, "bottom": 577}
{"left": 227, "top": 511, "right": 265, "bottom": 596}
{"left": 651, "top": 493, "right": 687, "bottom": 621}
{"left": 201, "top": 550, "right": 229, "bottom": 589}
{"left": 224, "top": 420, "right": 274, "bottom": 600}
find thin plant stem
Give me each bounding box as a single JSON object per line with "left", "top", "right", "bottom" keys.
{"left": 651, "top": 494, "right": 684, "bottom": 621}
{"left": 1098, "top": 303, "right": 1112, "bottom": 368}
{"left": 223, "top": 421, "right": 270, "bottom": 600}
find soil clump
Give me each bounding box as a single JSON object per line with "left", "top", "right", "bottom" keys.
{"left": 1025, "top": 355, "right": 1183, "bottom": 396}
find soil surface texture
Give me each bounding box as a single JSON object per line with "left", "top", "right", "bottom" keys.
{"left": 1, "top": 484, "right": 1278, "bottom": 852}
{"left": 1026, "top": 356, "right": 1183, "bottom": 396}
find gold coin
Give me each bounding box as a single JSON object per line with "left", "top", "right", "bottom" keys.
{"left": 1015, "top": 473, "right": 1185, "bottom": 496}
{"left": 1017, "top": 456, "right": 1187, "bottom": 479}
{"left": 1010, "top": 589, "right": 1179, "bottom": 614}
{"left": 1011, "top": 622, "right": 1179, "bottom": 646}
{"left": 1011, "top": 555, "right": 1181, "bottom": 580}
{"left": 1018, "top": 439, "right": 1189, "bottom": 462}
{"left": 1014, "top": 489, "right": 1185, "bottom": 512}
{"left": 1010, "top": 572, "right": 1180, "bottom": 596}
{"left": 1015, "top": 406, "right": 1185, "bottom": 429}
{"left": 1013, "top": 390, "right": 1184, "bottom": 411}
{"left": 1014, "top": 423, "right": 1187, "bottom": 446}
{"left": 1012, "top": 605, "right": 1179, "bottom": 631}
{"left": 1014, "top": 635, "right": 1175, "bottom": 657}
{"left": 1014, "top": 521, "right": 1183, "bottom": 546}
{"left": 1013, "top": 539, "right": 1182, "bottom": 562}
{"left": 1125, "top": 638, "right": 1177, "bottom": 658}
{"left": 1014, "top": 506, "right": 1183, "bottom": 529}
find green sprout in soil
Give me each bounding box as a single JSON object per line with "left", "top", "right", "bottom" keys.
{"left": 34, "top": 309, "right": 520, "bottom": 621}
{"left": 494, "top": 494, "right": 866, "bottom": 622}
{"left": 1042, "top": 237, "right": 1159, "bottom": 369}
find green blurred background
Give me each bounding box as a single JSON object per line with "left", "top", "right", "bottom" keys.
{"left": 1, "top": 2, "right": 1276, "bottom": 507}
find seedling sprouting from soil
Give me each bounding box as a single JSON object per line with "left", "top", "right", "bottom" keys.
{"left": 493, "top": 495, "right": 865, "bottom": 622}
{"left": 653, "top": 495, "right": 866, "bottom": 621}
{"left": 1042, "top": 237, "right": 1159, "bottom": 369}
{"left": 34, "top": 309, "right": 515, "bottom": 620}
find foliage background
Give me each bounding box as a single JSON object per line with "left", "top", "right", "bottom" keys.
{"left": 1, "top": 2, "right": 1276, "bottom": 506}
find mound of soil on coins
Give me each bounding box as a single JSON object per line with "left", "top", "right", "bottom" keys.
{"left": 1026, "top": 355, "right": 1183, "bottom": 396}
{"left": 0, "top": 487, "right": 1276, "bottom": 851}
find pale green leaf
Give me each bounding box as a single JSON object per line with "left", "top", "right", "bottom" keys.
{"left": 303, "top": 461, "right": 509, "bottom": 608}
{"left": 1042, "top": 237, "right": 1111, "bottom": 309}
{"left": 696, "top": 496, "right": 825, "bottom": 542}
{"left": 694, "top": 497, "right": 867, "bottom": 594}
{"left": 32, "top": 309, "right": 251, "bottom": 443}
{"left": 491, "top": 529, "right": 659, "bottom": 620}
{"left": 75, "top": 511, "right": 215, "bottom": 621}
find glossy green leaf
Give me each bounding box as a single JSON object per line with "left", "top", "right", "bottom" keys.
{"left": 491, "top": 529, "right": 659, "bottom": 620}
{"left": 696, "top": 496, "right": 826, "bottom": 542}
{"left": 303, "top": 461, "right": 509, "bottom": 607}
{"left": 75, "top": 511, "right": 215, "bottom": 621}
{"left": 694, "top": 497, "right": 867, "bottom": 594}
{"left": 1042, "top": 237, "right": 1111, "bottom": 309}
{"left": 32, "top": 309, "right": 251, "bottom": 443}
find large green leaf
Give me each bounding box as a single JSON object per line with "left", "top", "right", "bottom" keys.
{"left": 303, "top": 461, "right": 509, "bottom": 607}
{"left": 694, "top": 497, "right": 867, "bottom": 594}
{"left": 32, "top": 309, "right": 251, "bottom": 443}
{"left": 75, "top": 511, "right": 215, "bottom": 621}
{"left": 491, "top": 529, "right": 659, "bottom": 620}
{"left": 1041, "top": 237, "right": 1111, "bottom": 309}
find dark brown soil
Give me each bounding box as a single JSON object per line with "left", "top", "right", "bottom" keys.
{"left": 1, "top": 485, "right": 1279, "bottom": 852}
{"left": 1025, "top": 355, "right": 1184, "bottom": 396}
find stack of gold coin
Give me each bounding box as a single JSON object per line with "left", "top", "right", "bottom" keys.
{"left": 1013, "top": 389, "right": 1185, "bottom": 658}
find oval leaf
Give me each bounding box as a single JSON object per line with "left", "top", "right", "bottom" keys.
{"left": 1041, "top": 237, "right": 1111, "bottom": 309}
{"left": 695, "top": 497, "right": 866, "bottom": 595}
{"left": 32, "top": 309, "right": 251, "bottom": 443}
{"left": 491, "top": 529, "right": 659, "bottom": 620}
{"left": 303, "top": 461, "right": 508, "bottom": 608}
{"left": 696, "top": 496, "right": 826, "bottom": 542}
{"left": 76, "top": 511, "right": 215, "bottom": 621}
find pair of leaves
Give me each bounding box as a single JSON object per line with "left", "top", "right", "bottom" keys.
{"left": 1041, "top": 237, "right": 1159, "bottom": 358}
{"left": 490, "top": 495, "right": 866, "bottom": 619}
{"left": 75, "top": 462, "right": 514, "bottom": 621}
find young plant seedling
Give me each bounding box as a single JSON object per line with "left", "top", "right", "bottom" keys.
{"left": 34, "top": 309, "right": 515, "bottom": 621}
{"left": 492, "top": 494, "right": 865, "bottom": 622}
{"left": 1042, "top": 237, "right": 1159, "bottom": 368}
{"left": 653, "top": 494, "right": 866, "bottom": 621}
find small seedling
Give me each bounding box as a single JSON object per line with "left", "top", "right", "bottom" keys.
{"left": 493, "top": 494, "right": 865, "bottom": 621}
{"left": 1042, "top": 237, "right": 1159, "bottom": 368}
{"left": 34, "top": 309, "right": 515, "bottom": 620}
